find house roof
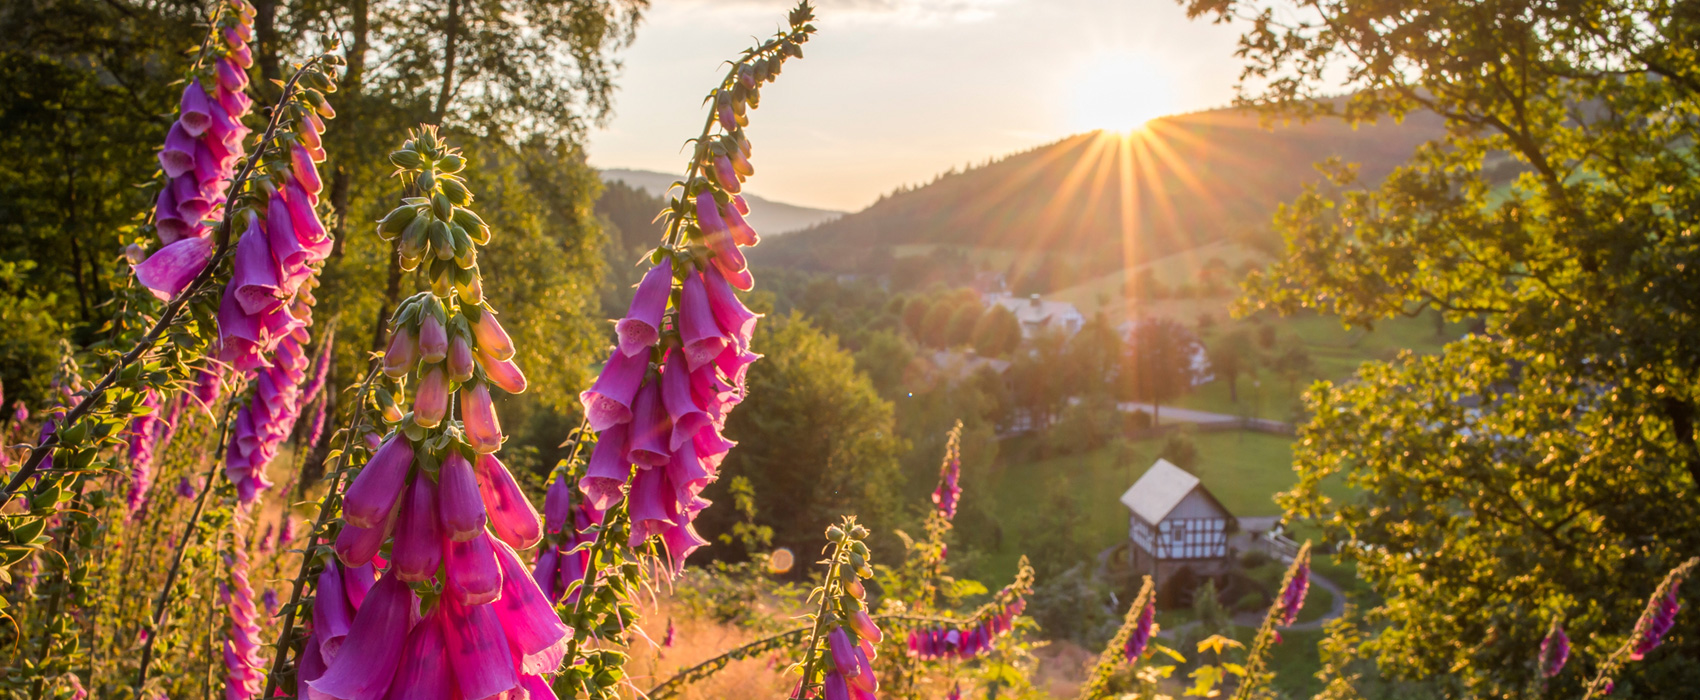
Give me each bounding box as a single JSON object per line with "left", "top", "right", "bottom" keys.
{"left": 1119, "top": 459, "right": 1202, "bottom": 524}
{"left": 988, "top": 294, "right": 1083, "bottom": 328}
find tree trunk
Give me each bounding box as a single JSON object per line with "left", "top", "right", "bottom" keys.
{"left": 254, "top": 0, "right": 281, "bottom": 86}
{"left": 1227, "top": 373, "right": 1238, "bottom": 403}
{"left": 433, "top": 0, "right": 462, "bottom": 125}
{"left": 327, "top": 0, "right": 370, "bottom": 262}
{"left": 368, "top": 238, "right": 404, "bottom": 355}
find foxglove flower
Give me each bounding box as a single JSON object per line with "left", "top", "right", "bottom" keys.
{"left": 223, "top": 534, "right": 265, "bottom": 700}
{"left": 1630, "top": 577, "right": 1685, "bottom": 660}
{"left": 125, "top": 389, "right": 162, "bottom": 515}
{"left": 932, "top": 455, "right": 961, "bottom": 521}
{"left": 311, "top": 133, "right": 566, "bottom": 700}
{"left": 1277, "top": 560, "right": 1311, "bottom": 627}
{"left": 563, "top": 38, "right": 806, "bottom": 575}
{"left": 1124, "top": 600, "right": 1155, "bottom": 662}
{"left": 617, "top": 264, "right": 672, "bottom": 356}
{"left": 137, "top": 3, "right": 255, "bottom": 297}
{"left": 1539, "top": 620, "right": 1569, "bottom": 678}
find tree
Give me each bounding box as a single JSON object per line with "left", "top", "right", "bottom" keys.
{"left": 1207, "top": 329, "right": 1258, "bottom": 403}
{"left": 902, "top": 296, "right": 932, "bottom": 339}
{"left": 945, "top": 302, "right": 983, "bottom": 348}
{"left": 1268, "top": 342, "right": 1314, "bottom": 395}
{"left": 1121, "top": 317, "right": 1201, "bottom": 424}
{"left": 970, "top": 304, "right": 1020, "bottom": 357}
{"left": 918, "top": 297, "right": 960, "bottom": 349}
{"left": 1188, "top": 0, "right": 1700, "bottom": 691}
{"left": 704, "top": 312, "right": 906, "bottom": 560}
{"left": 852, "top": 329, "right": 916, "bottom": 398}
{"left": 1063, "top": 315, "right": 1123, "bottom": 397}
{"left": 1008, "top": 328, "right": 1069, "bottom": 430}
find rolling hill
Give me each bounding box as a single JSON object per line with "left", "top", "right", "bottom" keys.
{"left": 757, "top": 106, "right": 1450, "bottom": 288}
{"left": 599, "top": 168, "right": 844, "bottom": 235}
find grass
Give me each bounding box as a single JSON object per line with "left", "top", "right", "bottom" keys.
{"left": 1167, "top": 311, "right": 1473, "bottom": 422}
{"left": 976, "top": 430, "right": 1357, "bottom": 579}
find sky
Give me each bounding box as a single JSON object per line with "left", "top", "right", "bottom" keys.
{"left": 586, "top": 0, "right": 1248, "bottom": 212}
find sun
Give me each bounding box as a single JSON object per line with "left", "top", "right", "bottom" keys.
{"left": 1067, "top": 52, "right": 1177, "bottom": 134}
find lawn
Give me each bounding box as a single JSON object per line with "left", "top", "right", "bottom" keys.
{"left": 975, "top": 430, "right": 1353, "bottom": 578}
{"left": 1170, "top": 312, "right": 1473, "bottom": 422}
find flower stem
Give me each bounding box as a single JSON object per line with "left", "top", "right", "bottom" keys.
{"left": 791, "top": 539, "right": 847, "bottom": 699}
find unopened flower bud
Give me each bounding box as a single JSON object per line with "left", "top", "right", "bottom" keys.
{"left": 412, "top": 366, "right": 448, "bottom": 428}
{"left": 383, "top": 327, "right": 419, "bottom": 378}
{"left": 448, "top": 335, "right": 476, "bottom": 383}
{"left": 461, "top": 382, "right": 504, "bottom": 453}
{"left": 432, "top": 192, "right": 454, "bottom": 221}
{"left": 377, "top": 205, "right": 419, "bottom": 240}
{"left": 469, "top": 310, "right": 515, "bottom": 361}
{"left": 429, "top": 219, "right": 454, "bottom": 260}
{"left": 437, "top": 153, "right": 465, "bottom": 173}
{"left": 438, "top": 451, "right": 487, "bottom": 541}
{"left": 125, "top": 244, "right": 147, "bottom": 264}
{"left": 712, "top": 155, "right": 741, "bottom": 194}
{"left": 442, "top": 178, "right": 472, "bottom": 206}
{"left": 847, "top": 609, "right": 883, "bottom": 644}
{"left": 826, "top": 525, "right": 845, "bottom": 542}
{"left": 478, "top": 350, "right": 528, "bottom": 394}
{"left": 418, "top": 312, "right": 448, "bottom": 364}
{"left": 375, "top": 388, "right": 404, "bottom": 423}
{"left": 454, "top": 267, "right": 483, "bottom": 305}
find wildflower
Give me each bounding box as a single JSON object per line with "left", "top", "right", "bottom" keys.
{"left": 309, "top": 571, "right": 417, "bottom": 700}
{"left": 223, "top": 536, "right": 265, "bottom": 700}
{"left": 1630, "top": 576, "right": 1685, "bottom": 660}
{"left": 437, "top": 451, "right": 488, "bottom": 541}
{"left": 617, "top": 264, "right": 672, "bottom": 357}
{"left": 474, "top": 453, "right": 542, "bottom": 549}
{"left": 340, "top": 434, "right": 413, "bottom": 529}
{"left": 132, "top": 237, "right": 215, "bottom": 301}
{"left": 460, "top": 382, "right": 504, "bottom": 453}
{"left": 579, "top": 349, "right": 648, "bottom": 432}
{"left": 1538, "top": 619, "right": 1569, "bottom": 678}
{"left": 1277, "top": 559, "right": 1311, "bottom": 627}
{"left": 125, "top": 389, "right": 162, "bottom": 515}
{"left": 1124, "top": 601, "right": 1154, "bottom": 662}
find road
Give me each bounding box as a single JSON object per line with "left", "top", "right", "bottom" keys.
{"left": 1116, "top": 402, "right": 1245, "bottom": 425}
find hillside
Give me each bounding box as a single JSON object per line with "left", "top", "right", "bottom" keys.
{"left": 599, "top": 168, "right": 844, "bottom": 235}
{"left": 757, "top": 107, "right": 1449, "bottom": 285}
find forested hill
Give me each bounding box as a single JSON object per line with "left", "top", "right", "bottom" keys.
{"left": 756, "top": 106, "right": 1448, "bottom": 278}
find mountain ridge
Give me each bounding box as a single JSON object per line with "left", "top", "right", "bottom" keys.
{"left": 757, "top": 106, "right": 1451, "bottom": 290}
{"left": 598, "top": 168, "right": 844, "bottom": 235}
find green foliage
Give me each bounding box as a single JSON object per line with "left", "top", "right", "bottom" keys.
{"left": 1208, "top": 328, "right": 1258, "bottom": 402}
{"left": 970, "top": 304, "right": 1020, "bottom": 357}
{"left": 701, "top": 312, "right": 906, "bottom": 560}
{"left": 1187, "top": 0, "right": 1700, "bottom": 685}
{"left": 1122, "top": 316, "right": 1203, "bottom": 416}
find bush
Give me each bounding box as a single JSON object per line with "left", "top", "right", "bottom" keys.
{"left": 1027, "top": 563, "right": 1115, "bottom": 645}
{"left": 1239, "top": 549, "right": 1271, "bottom": 569}
{"left": 1123, "top": 409, "right": 1153, "bottom": 432}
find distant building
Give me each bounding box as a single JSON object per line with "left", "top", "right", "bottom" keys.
{"left": 928, "top": 349, "right": 1011, "bottom": 384}
{"left": 985, "top": 293, "right": 1084, "bottom": 338}
{"left": 1119, "top": 459, "right": 1233, "bottom": 586}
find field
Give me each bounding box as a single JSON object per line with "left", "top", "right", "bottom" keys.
{"left": 1167, "top": 311, "right": 1473, "bottom": 421}
{"left": 973, "top": 430, "right": 1354, "bottom": 577}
